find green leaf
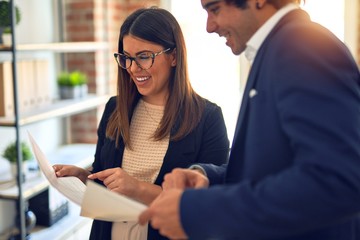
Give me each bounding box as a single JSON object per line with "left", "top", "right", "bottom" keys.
{"left": 0, "top": 1, "right": 21, "bottom": 28}
{"left": 57, "top": 71, "right": 87, "bottom": 86}
{"left": 2, "top": 141, "right": 33, "bottom": 163}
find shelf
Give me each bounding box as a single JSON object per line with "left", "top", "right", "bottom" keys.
{"left": 30, "top": 201, "right": 92, "bottom": 240}
{"left": 0, "top": 41, "right": 109, "bottom": 53}
{"left": 0, "top": 143, "right": 95, "bottom": 200}
{"left": 0, "top": 94, "right": 110, "bottom": 127}
{"left": 0, "top": 201, "right": 92, "bottom": 240}
{"left": 0, "top": 2, "right": 113, "bottom": 239}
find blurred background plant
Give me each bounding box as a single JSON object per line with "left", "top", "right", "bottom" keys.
{"left": 57, "top": 71, "right": 87, "bottom": 87}
{"left": 0, "top": 0, "right": 21, "bottom": 44}
{"left": 2, "top": 141, "right": 32, "bottom": 163}
{"left": 57, "top": 71, "right": 88, "bottom": 99}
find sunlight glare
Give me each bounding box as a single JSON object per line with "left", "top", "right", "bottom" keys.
{"left": 301, "top": 0, "right": 344, "bottom": 41}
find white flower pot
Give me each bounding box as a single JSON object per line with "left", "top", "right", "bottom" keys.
{"left": 59, "top": 85, "right": 88, "bottom": 99}
{"left": 10, "top": 162, "right": 28, "bottom": 182}
{"left": 2, "top": 33, "right": 12, "bottom": 46}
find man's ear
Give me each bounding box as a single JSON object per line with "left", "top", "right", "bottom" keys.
{"left": 256, "top": 0, "right": 266, "bottom": 9}
{"left": 171, "top": 48, "right": 177, "bottom": 66}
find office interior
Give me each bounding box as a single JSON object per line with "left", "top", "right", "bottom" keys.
{"left": 0, "top": 0, "right": 358, "bottom": 239}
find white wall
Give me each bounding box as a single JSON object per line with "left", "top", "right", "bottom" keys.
{"left": 168, "top": 0, "right": 243, "bottom": 143}
{"left": 344, "top": 0, "right": 359, "bottom": 62}
{"left": 302, "top": 0, "right": 357, "bottom": 60}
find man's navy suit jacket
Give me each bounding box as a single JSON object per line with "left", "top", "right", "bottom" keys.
{"left": 181, "top": 9, "right": 360, "bottom": 240}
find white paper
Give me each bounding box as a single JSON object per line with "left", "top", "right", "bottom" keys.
{"left": 80, "top": 180, "right": 147, "bottom": 222}
{"left": 28, "top": 133, "right": 86, "bottom": 206}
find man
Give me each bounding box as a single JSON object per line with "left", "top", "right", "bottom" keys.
{"left": 139, "top": 0, "right": 360, "bottom": 239}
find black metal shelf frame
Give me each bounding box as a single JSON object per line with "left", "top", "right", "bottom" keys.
{"left": 7, "top": 0, "right": 27, "bottom": 239}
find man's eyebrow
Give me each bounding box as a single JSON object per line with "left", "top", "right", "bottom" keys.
{"left": 203, "top": 0, "right": 222, "bottom": 10}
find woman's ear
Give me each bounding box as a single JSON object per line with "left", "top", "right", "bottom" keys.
{"left": 171, "top": 48, "right": 177, "bottom": 66}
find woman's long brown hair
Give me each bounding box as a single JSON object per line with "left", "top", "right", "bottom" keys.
{"left": 106, "top": 7, "right": 205, "bottom": 149}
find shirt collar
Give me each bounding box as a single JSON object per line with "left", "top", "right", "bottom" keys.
{"left": 245, "top": 3, "right": 299, "bottom": 63}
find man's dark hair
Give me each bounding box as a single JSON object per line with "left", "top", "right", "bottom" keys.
{"left": 224, "top": 0, "right": 303, "bottom": 9}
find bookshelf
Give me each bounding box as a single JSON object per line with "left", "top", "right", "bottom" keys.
{"left": 0, "top": 1, "right": 110, "bottom": 239}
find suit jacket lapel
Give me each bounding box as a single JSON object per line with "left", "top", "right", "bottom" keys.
{"left": 227, "top": 9, "right": 311, "bottom": 183}
{"left": 231, "top": 9, "right": 310, "bottom": 148}
{"left": 231, "top": 51, "right": 262, "bottom": 148}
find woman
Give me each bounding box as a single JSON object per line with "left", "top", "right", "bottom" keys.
{"left": 53, "top": 7, "right": 229, "bottom": 240}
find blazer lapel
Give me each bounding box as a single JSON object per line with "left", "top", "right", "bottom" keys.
{"left": 231, "top": 9, "right": 310, "bottom": 148}
{"left": 227, "top": 9, "right": 312, "bottom": 183}
{"left": 231, "top": 54, "right": 262, "bottom": 148}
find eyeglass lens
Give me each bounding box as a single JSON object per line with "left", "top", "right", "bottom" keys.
{"left": 115, "top": 48, "right": 171, "bottom": 70}
{"left": 117, "top": 52, "right": 154, "bottom": 70}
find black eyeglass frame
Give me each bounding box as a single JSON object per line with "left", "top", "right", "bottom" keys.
{"left": 114, "top": 48, "right": 172, "bottom": 70}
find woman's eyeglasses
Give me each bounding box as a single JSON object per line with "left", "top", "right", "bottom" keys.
{"left": 114, "top": 48, "right": 171, "bottom": 70}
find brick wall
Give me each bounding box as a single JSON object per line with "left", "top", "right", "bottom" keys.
{"left": 62, "top": 0, "right": 160, "bottom": 144}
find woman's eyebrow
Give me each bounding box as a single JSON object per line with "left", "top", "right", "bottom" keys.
{"left": 122, "top": 50, "right": 151, "bottom": 56}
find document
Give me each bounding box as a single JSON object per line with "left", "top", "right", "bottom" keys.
{"left": 81, "top": 180, "right": 147, "bottom": 222}
{"left": 28, "top": 133, "right": 86, "bottom": 206}
{"left": 28, "top": 133, "right": 148, "bottom": 222}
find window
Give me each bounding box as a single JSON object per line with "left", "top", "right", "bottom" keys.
{"left": 301, "top": 0, "right": 344, "bottom": 41}
{"left": 302, "top": 0, "right": 358, "bottom": 61}
{"left": 170, "top": 0, "right": 242, "bottom": 142}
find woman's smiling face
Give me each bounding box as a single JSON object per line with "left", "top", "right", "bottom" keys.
{"left": 123, "top": 35, "right": 176, "bottom": 105}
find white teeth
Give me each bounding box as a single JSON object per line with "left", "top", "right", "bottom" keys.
{"left": 225, "top": 33, "right": 230, "bottom": 40}
{"left": 136, "top": 76, "right": 149, "bottom": 82}
{"left": 219, "top": 33, "right": 230, "bottom": 42}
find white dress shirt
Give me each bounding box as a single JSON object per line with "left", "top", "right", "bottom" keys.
{"left": 245, "top": 3, "right": 299, "bottom": 64}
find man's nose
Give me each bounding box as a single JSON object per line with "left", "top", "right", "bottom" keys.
{"left": 206, "top": 17, "right": 216, "bottom": 33}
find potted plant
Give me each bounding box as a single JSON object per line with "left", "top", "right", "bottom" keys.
{"left": 2, "top": 26, "right": 11, "bottom": 45}
{"left": 0, "top": 0, "right": 21, "bottom": 45}
{"left": 2, "top": 141, "right": 33, "bottom": 180}
{"left": 57, "top": 71, "right": 88, "bottom": 99}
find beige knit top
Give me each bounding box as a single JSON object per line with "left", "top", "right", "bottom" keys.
{"left": 112, "top": 99, "right": 170, "bottom": 240}
{"left": 122, "top": 99, "right": 170, "bottom": 183}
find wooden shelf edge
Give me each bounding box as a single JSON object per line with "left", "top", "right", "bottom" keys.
{"left": 0, "top": 94, "right": 110, "bottom": 126}
{"left": 0, "top": 42, "right": 109, "bottom": 53}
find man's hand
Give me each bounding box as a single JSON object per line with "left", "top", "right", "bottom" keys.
{"left": 139, "top": 189, "right": 188, "bottom": 239}
{"left": 162, "top": 168, "right": 209, "bottom": 190}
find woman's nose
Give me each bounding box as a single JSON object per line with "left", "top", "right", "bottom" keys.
{"left": 130, "top": 60, "right": 143, "bottom": 72}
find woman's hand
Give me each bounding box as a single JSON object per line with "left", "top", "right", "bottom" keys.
{"left": 88, "top": 168, "right": 162, "bottom": 205}
{"left": 88, "top": 167, "right": 140, "bottom": 198}
{"left": 53, "top": 164, "right": 90, "bottom": 184}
